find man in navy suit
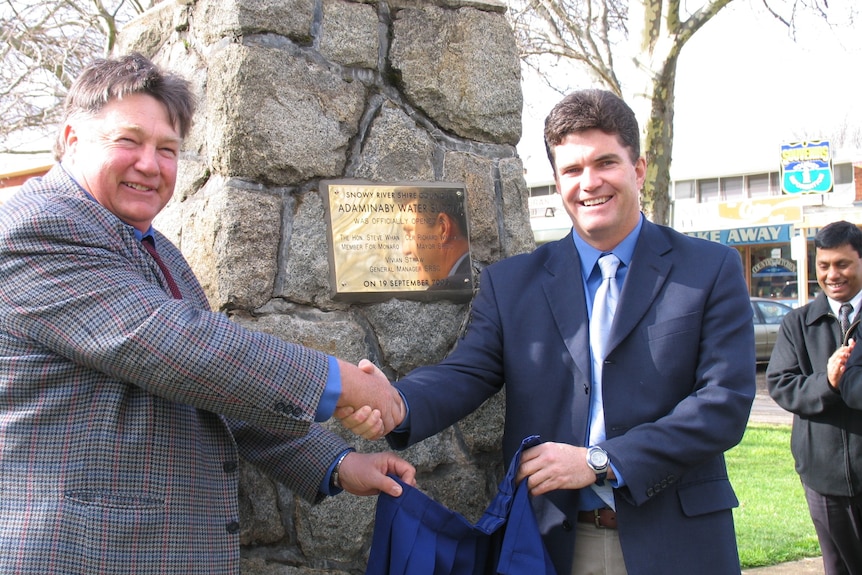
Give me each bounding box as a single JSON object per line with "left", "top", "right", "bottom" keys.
{"left": 344, "top": 89, "right": 756, "bottom": 574}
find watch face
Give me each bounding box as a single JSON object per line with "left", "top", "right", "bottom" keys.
{"left": 589, "top": 448, "right": 609, "bottom": 468}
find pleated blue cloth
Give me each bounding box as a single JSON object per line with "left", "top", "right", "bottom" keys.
{"left": 366, "top": 435, "right": 557, "bottom": 575}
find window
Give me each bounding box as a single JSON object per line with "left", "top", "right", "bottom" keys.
{"left": 748, "top": 173, "right": 771, "bottom": 197}
{"left": 756, "top": 300, "right": 793, "bottom": 325}
{"left": 835, "top": 163, "right": 852, "bottom": 185}
{"left": 721, "top": 176, "right": 744, "bottom": 200}
{"left": 698, "top": 178, "right": 720, "bottom": 202}
{"left": 674, "top": 180, "right": 695, "bottom": 200}
{"left": 771, "top": 172, "right": 780, "bottom": 193}
{"left": 529, "top": 184, "right": 555, "bottom": 197}
{"left": 671, "top": 170, "right": 788, "bottom": 204}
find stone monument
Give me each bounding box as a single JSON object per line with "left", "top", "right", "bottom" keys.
{"left": 118, "top": 0, "right": 533, "bottom": 572}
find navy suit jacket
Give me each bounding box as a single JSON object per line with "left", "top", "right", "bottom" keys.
{"left": 389, "top": 220, "right": 755, "bottom": 575}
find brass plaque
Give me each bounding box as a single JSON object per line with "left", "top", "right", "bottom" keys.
{"left": 322, "top": 180, "right": 473, "bottom": 301}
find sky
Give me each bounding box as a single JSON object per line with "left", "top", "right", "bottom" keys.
{"left": 517, "top": 0, "right": 862, "bottom": 184}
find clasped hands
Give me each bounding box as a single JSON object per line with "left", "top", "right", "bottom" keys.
{"left": 336, "top": 359, "right": 404, "bottom": 440}
{"left": 828, "top": 338, "right": 856, "bottom": 390}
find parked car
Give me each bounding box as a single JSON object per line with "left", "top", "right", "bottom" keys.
{"left": 751, "top": 297, "right": 794, "bottom": 362}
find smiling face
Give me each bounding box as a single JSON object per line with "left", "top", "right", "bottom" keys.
{"left": 62, "top": 93, "right": 182, "bottom": 233}
{"left": 552, "top": 129, "right": 645, "bottom": 252}
{"left": 815, "top": 243, "right": 862, "bottom": 303}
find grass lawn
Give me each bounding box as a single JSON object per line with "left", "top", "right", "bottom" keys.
{"left": 727, "top": 423, "right": 821, "bottom": 569}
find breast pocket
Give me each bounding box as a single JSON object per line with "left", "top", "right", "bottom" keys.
{"left": 62, "top": 490, "right": 167, "bottom": 572}
{"left": 647, "top": 312, "right": 701, "bottom": 378}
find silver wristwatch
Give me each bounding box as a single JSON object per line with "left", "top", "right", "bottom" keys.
{"left": 586, "top": 446, "right": 609, "bottom": 486}
{"left": 330, "top": 449, "right": 354, "bottom": 490}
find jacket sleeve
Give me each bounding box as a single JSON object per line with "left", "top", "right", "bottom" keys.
{"left": 766, "top": 311, "right": 845, "bottom": 416}
{"left": 0, "top": 194, "right": 329, "bottom": 438}
{"left": 389, "top": 263, "right": 508, "bottom": 449}
{"left": 228, "top": 419, "right": 350, "bottom": 503}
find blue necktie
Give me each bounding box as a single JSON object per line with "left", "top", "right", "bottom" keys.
{"left": 588, "top": 253, "right": 620, "bottom": 509}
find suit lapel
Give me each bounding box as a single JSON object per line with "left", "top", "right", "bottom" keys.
{"left": 607, "top": 221, "right": 672, "bottom": 352}
{"left": 541, "top": 234, "right": 593, "bottom": 383}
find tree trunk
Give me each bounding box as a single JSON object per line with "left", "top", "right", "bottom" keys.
{"left": 640, "top": 54, "right": 679, "bottom": 226}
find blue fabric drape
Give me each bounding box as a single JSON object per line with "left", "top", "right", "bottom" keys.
{"left": 366, "top": 435, "right": 557, "bottom": 575}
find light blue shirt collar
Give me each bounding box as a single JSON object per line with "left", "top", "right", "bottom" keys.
{"left": 572, "top": 214, "right": 643, "bottom": 287}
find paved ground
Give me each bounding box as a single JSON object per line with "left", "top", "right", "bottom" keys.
{"left": 749, "top": 365, "right": 793, "bottom": 426}
{"left": 742, "top": 556, "right": 825, "bottom": 575}
{"left": 740, "top": 366, "right": 824, "bottom": 575}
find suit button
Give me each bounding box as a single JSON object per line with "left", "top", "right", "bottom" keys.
{"left": 274, "top": 402, "right": 286, "bottom": 413}
{"left": 223, "top": 460, "right": 238, "bottom": 473}
{"left": 226, "top": 521, "right": 240, "bottom": 534}
{"left": 646, "top": 487, "right": 655, "bottom": 497}
{"left": 562, "top": 520, "right": 572, "bottom": 531}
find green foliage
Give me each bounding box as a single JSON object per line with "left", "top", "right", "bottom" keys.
{"left": 727, "top": 423, "right": 821, "bottom": 568}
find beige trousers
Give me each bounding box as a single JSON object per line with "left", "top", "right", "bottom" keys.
{"left": 571, "top": 522, "right": 628, "bottom": 575}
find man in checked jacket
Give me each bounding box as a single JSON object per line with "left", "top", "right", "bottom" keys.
{"left": 0, "top": 53, "right": 413, "bottom": 574}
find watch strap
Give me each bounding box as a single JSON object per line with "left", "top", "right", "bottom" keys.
{"left": 330, "top": 448, "right": 354, "bottom": 491}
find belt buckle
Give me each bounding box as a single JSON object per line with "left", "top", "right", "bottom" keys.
{"left": 593, "top": 509, "right": 604, "bottom": 529}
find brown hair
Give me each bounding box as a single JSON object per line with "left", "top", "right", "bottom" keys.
{"left": 54, "top": 52, "right": 195, "bottom": 160}
{"left": 543, "top": 89, "right": 640, "bottom": 171}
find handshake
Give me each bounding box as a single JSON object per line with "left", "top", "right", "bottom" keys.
{"left": 335, "top": 359, "right": 405, "bottom": 440}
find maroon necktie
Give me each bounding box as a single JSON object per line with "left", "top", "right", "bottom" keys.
{"left": 141, "top": 236, "right": 182, "bottom": 299}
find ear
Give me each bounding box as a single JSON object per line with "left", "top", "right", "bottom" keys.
{"left": 438, "top": 213, "right": 453, "bottom": 242}
{"left": 62, "top": 123, "right": 79, "bottom": 157}
{"left": 634, "top": 156, "right": 647, "bottom": 190}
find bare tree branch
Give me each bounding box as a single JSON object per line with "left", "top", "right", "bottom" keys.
{"left": 760, "top": 0, "right": 830, "bottom": 33}
{"left": 0, "top": 0, "right": 149, "bottom": 154}
{"left": 509, "top": 0, "right": 627, "bottom": 94}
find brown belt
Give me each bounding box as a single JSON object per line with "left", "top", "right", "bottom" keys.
{"left": 577, "top": 508, "right": 618, "bottom": 529}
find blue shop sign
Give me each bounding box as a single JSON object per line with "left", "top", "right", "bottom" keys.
{"left": 686, "top": 224, "right": 793, "bottom": 246}
{"left": 781, "top": 140, "right": 833, "bottom": 194}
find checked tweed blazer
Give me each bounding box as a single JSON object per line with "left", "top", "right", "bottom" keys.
{"left": 0, "top": 165, "right": 350, "bottom": 574}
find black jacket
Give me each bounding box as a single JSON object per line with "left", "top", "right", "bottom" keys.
{"left": 767, "top": 293, "right": 862, "bottom": 496}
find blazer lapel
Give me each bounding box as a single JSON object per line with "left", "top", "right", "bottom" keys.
{"left": 607, "top": 221, "right": 672, "bottom": 352}
{"left": 541, "top": 234, "right": 592, "bottom": 383}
